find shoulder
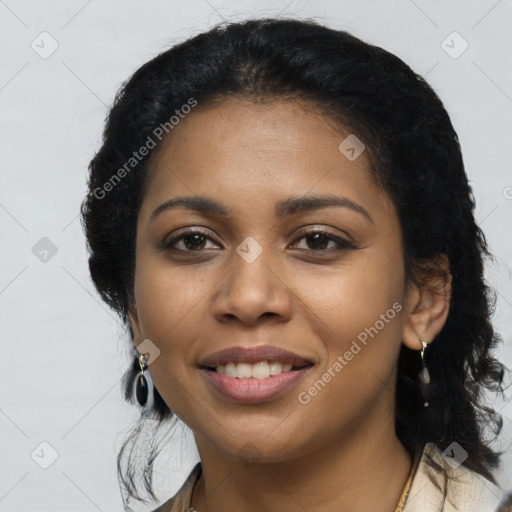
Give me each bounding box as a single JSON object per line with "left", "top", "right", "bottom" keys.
{"left": 404, "top": 443, "right": 512, "bottom": 512}
{"left": 149, "top": 462, "right": 202, "bottom": 512}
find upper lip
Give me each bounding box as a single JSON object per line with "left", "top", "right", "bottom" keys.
{"left": 198, "top": 345, "right": 314, "bottom": 368}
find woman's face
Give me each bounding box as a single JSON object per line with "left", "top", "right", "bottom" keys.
{"left": 129, "top": 98, "right": 412, "bottom": 461}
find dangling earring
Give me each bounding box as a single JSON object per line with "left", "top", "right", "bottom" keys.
{"left": 135, "top": 352, "right": 149, "bottom": 407}
{"left": 418, "top": 335, "right": 430, "bottom": 407}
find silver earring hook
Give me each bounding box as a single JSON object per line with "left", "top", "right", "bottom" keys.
{"left": 418, "top": 335, "right": 428, "bottom": 360}
{"left": 138, "top": 353, "right": 148, "bottom": 371}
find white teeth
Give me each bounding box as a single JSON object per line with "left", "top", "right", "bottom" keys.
{"left": 215, "top": 360, "right": 299, "bottom": 378}
{"left": 269, "top": 361, "right": 282, "bottom": 375}
{"left": 236, "top": 362, "right": 252, "bottom": 379}
{"left": 224, "top": 362, "right": 237, "bottom": 377}
{"left": 251, "top": 361, "right": 270, "bottom": 379}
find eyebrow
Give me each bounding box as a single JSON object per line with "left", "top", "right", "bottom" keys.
{"left": 150, "top": 194, "right": 374, "bottom": 224}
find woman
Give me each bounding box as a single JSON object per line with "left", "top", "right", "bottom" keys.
{"left": 81, "top": 18, "right": 512, "bottom": 512}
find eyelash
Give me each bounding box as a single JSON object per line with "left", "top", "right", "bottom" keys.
{"left": 160, "top": 227, "right": 357, "bottom": 255}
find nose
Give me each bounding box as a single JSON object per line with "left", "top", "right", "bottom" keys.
{"left": 212, "top": 247, "right": 293, "bottom": 327}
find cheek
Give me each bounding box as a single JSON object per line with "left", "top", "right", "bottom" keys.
{"left": 132, "top": 264, "right": 211, "bottom": 408}
{"left": 293, "top": 246, "right": 405, "bottom": 395}
{"left": 298, "top": 251, "right": 404, "bottom": 339}
{"left": 292, "top": 267, "right": 404, "bottom": 436}
{"left": 134, "top": 260, "right": 209, "bottom": 339}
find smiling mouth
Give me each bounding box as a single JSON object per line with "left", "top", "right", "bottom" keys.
{"left": 201, "top": 361, "right": 313, "bottom": 379}
{"left": 199, "top": 361, "right": 314, "bottom": 403}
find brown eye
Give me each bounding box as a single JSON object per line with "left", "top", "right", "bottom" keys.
{"left": 302, "top": 232, "right": 332, "bottom": 250}
{"left": 289, "top": 229, "right": 357, "bottom": 254}
{"left": 161, "top": 229, "right": 221, "bottom": 252}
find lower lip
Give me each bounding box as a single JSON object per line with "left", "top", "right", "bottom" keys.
{"left": 201, "top": 367, "right": 312, "bottom": 403}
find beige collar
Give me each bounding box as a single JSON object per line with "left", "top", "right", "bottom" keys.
{"left": 403, "top": 442, "right": 506, "bottom": 512}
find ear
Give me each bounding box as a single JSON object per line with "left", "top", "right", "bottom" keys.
{"left": 402, "top": 254, "right": 452, "bottom": 350}
{"left": 128, "top": 303, "right": 144, "bottom": 345}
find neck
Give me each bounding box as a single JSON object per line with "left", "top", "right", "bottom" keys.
{"left": 190, "top": 405, "right": 413, "bottom": 512}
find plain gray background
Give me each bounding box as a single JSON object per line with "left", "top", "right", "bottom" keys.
{"left": 1, "top": 1, "right": 511, "bottom": 510}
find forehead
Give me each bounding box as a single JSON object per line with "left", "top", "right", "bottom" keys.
{"left": 141, "top": 98, "right": 392, "bottom": 220}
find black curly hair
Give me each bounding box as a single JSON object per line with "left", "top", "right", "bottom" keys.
{"left": 80, "top": 17, "right": 508, "bottom": 508}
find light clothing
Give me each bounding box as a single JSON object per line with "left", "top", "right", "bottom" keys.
{"left": 404, "top": 443, "right": 511, "bottom": 512}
